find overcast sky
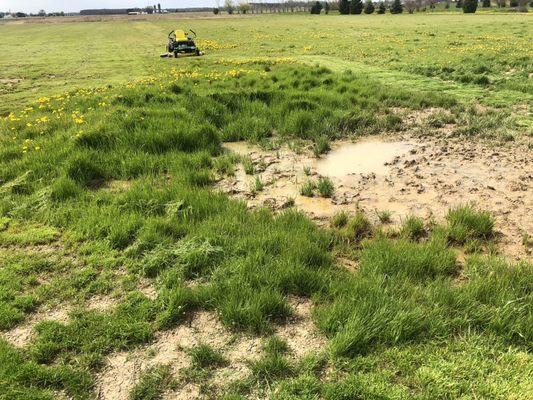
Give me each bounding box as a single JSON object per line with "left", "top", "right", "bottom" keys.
{"left": 0, "top": 0, "right": 215, "bottom": 13}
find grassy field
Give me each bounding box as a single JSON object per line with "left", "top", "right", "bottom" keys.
{"left": 0, "top": 12, "right": 532, "bottom": 400}
{"left": 1, "top": 13, "right": 532, "bottom": 113}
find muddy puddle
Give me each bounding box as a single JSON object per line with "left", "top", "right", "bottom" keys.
{"left": 316, "top": 139, "right": 413, "bottom": 179}
{"left": 218, "top": 135, "right": 532, "bottom": 260}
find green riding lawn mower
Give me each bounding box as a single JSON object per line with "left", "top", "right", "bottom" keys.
{"left": 160, "top": 29, "right": 203, "bottom": 58}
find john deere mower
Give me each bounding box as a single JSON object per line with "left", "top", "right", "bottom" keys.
{"left": 161, "top": 29, "right": 202, "bottom": 58}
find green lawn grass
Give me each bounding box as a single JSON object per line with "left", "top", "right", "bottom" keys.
{"left": 1, "top": 13, "right": 531, "bottom": 114}
{"left": 0, "top": 12, "right": 531, "bottom": 400}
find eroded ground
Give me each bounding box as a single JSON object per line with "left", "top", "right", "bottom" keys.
{"left": 217, "top": 132, "right": 532, "bottom": 261}
{"left": 96, "top": 298, "right": 324, "bottom": 399}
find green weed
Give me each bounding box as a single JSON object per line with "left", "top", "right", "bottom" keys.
{"left": 331, "top": 211, "right": 349, "bottom": 228}
{"left": 129, "top": 364, "right": 176, "bottom": 400}
{"left": 189, "top": 343, "right": 228, "bottom": 370}
{"left": 313, "top": 136, "right": 331, "bottom": 157}
{"left": 316, "top": 177, "right": 334, "bottom": 198}
{"left": 343, "top": 212, "right": 372, "bottom": 242}
{"left": 242, "top": 156, "right": 255, "bottom": 175}
{"left": 299, "top": 180, "right": 316, "bottom": 197}
{"left": 400, "top": 216, "right": 426, "bottom": 241}
{"left": 377, "top": 210, "right": 393, "bottom": 224}
{"left": 250, "top": 176, "right": 264, "bottom": 194}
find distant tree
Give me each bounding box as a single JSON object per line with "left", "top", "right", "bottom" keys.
{"left": 15, "top": 12, "right": 27, "bottom": 17}
{"left": 225, "top": 0, "right": 235, "bottom": 13}
{"left": 517, "top": 0, "right": 528, "bottom": 10}
{"left": 364, "top": 0, "right": 376, "bottom": 12}
{"left": 496, "top": 0, "right": 506, "bottom": 6}
{"left": 377, "top": 1, "right": 387, "bottom": 12}
{"left": 38, "top": 9, "right": 46, "bottom": 16}
{"left": 482, "top": 0, "right": 491, "bottom": 6}
{"left": 287, "top": 0, "right": 296, "bottom": 12}
{"left": 509, "top": 0, "right": 518, "bottom": 5}
{"left": 462, "top": 0, "right": 478, "bottom": 11}
{"left": 390, "top": 0, "right": 404, "bottom": 12}
{"left": 456, "top": 0, "right": 463, "bottom": 7}
{"left": 325, "top": 2, "right": 331, "bottom": 13}
{"left": 405, "top": 0, "right": 417, "bottom": 12}
{"left": 529, "top": 0, "right": 533, "bottom": 6}
{"left": 350, "top": 0, "right": 364, "bottom": 13}
{"left": 339, "top": 0, "right": 351, "bottom": 13}
{"left": 213, "top": 7, "right": 220, "bottom": 14}
{"left": 157, "top": 3, "right": 161, "bottom": 12}
{"left": 238, "top": 1, "right": 251, "bottom": 13}
{"left": 310, "top": 1, "right": 323, "bottom": 13}
{"left": 145, "top": 6, "right": 154, "bottom": 14}
{"left": 445, "top": 0, "right": 450, "bottom": 8}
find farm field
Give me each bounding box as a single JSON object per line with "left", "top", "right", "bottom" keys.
{"left": 0, "top": 12, "right": 532, "bottom": 400}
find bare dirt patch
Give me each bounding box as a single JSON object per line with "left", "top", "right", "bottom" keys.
{"left": 0, "top": 78, "right": 22, "bottom": 85}
{"left": 276, "top": 297, "right": 326, "bottom": 359}
{"left": 96, "top": 311, "right": 256, "bottom": 399}
{"left": 218, "top": 134, "right": 532, "bottom": 260}
{"left": 87, "top": 295, "right": 119, "bottom": 312}
{"left": 1, "top": 306, "right": 70, "bottom": 348}
{"left": 96, "top": 298, "right": 326, "bottom": 399}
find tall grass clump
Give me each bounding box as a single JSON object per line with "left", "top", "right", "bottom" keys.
{"left": 331, "top": 211, "right": 349, "bottom": 228}
{"left": 242, "top": 156, "right": 255, "bottom": 175}
{"left": 446, "top": 204, "right": 494, "bottom": 244}
{"left": 359, "top": 237, "right": 456, "bottom": 281}
{"left": 342, "top": 212, "right": 372, "bottom": 242}
{"left": 400, "top": 216, "right": 425, "bottom": 241}
{"left": 317, "top": 177, "right": 334, "bottom": 198}
{"left": 300, "top": 180, "right": 316, "bottom": 197}
{"left": 313, "top": 136, "right": 331, "bottom": 157}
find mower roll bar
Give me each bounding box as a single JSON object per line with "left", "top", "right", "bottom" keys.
{"left": 168, "top": 29, "right": 197, "bottom": 39}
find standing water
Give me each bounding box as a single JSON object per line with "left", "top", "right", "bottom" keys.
{"left": 316, "top": 139, "right": 413, "bottom": 178}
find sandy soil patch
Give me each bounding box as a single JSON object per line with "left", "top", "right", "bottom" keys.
{"left": 1, "top": 306, "right": 70, "bottom": 348}
{"left": 0, "top": 78, "right": 22, "bottom": 85}
{"left": 218, "top": 134, "right": 532, "bottom": 260}
{"left": 96, "top": 298, "right": 325, "bottom": 399}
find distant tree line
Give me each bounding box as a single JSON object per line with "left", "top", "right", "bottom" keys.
{"left": 333, "top": 0, "right": 529, "bottom": 14}
{"left": 0, "top": 11, "right": 67, "bottom": 18}
{"left": 80, "top": 4, "right": 164, "bottom": 16}
{"left": 210, "top": 0, "right": 531, "bottom": 15}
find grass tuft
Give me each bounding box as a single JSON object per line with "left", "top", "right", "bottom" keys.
{"left": 299, "top": 180, "right": 316, "bottom": 197}
{"left": 400, "top": 216, "right": 426, "bottom": 241}
{"left": 189, "top": 343, "right": 228, "bottom": 370}
{"left": 317, "top": 177, "right": 334, "bottom": 198}
{"left": 331, "top": 211, "right": 349, "bottom": 228}
{"left": 343, "top": 212, "right": 372, "bottom": 242}
{"left": 447, "top": 204, "right": 494, "bottom": 244}
{"left": 377, "top": 210, "right": 393, "bottom": 224}
{"left": 129, "top": 364, "right": 176, "bottom": 400}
